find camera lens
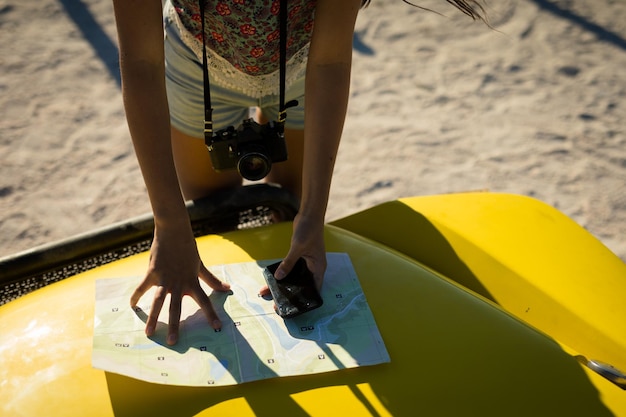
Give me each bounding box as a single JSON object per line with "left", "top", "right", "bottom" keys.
{"left": 238, "top": 152, "right": 271, "bottom": 181}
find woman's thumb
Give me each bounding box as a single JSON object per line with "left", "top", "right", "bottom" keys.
{"left": 274, "top": 256, "right": 298, "bottom": 280}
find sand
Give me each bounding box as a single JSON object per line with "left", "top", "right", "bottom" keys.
{"left": 1, "top": 0, "right": 625, "bottom": 262}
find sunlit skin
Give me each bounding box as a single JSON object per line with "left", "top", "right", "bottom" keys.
{"left": 112, "top": 0, "right": 362, "bottom": 345}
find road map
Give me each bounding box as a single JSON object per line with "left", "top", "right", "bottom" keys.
{"left": 92, "top": 253, "right": 390, "bottom": 386}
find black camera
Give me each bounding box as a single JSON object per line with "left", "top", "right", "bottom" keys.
{"left": 205, "top": 118, "right": 288, "bottom": 181}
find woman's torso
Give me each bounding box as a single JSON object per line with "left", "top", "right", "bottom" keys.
{"left": 170, "top": 0, "right": 316, "bottom": 78}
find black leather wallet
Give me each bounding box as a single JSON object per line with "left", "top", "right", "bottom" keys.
{"left": 263, "top": 258, "right": 323, "bottom": 318}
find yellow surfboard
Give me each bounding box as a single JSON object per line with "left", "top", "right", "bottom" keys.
{"left": 1, "top": 191, "right": 625, "bottom": 416}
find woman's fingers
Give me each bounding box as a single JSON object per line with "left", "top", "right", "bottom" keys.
{"left": 199, "top": 263, "right": 231, "bottom": 292}
{"left": 258, "top": 285, "right": 270, "bottom": 297}
{"left": 132, "top": 268, "right": 226, "bottom": 344}
{"left": 130, "top": 275, "right": 155, "bottom": 308}
{"left": 273, "top": 257, "right": 295, "bottom": 280}
{"left": 145, "top": 284, "right": 167, "bottom": 337}
{"left": 191, "top": 286, "right": 222, "bottom": 330}
{"left": 167, "top": 290, "right": 183, "bottom": 345}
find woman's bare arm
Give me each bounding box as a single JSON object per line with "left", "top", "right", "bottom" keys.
{"left": 274, "top": 0, "right": 362, "bottom": 287}
{"left": 112, "top": 0, "right": 228, "bottom": 346}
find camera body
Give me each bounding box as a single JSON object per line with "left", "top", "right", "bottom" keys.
{"left": 206, "top": 118, "right": 288, "bottom": 181}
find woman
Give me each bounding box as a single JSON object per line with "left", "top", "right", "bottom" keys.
{"left": 111, "top": 0, "right": 485, "bottom": 345}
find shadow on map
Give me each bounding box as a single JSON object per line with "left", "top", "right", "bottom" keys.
{"left": 106, "top": 252, "right": 386, "bottom": 416}
{"left": 132, "top": 289, "right": 280, "bottom": 385}
{"left": 129, "top": 258, "right": 372, "bottom": 390}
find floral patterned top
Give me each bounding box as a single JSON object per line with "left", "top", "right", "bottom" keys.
{"left": 167, "top": 0, "right": 317, "bottom": 97}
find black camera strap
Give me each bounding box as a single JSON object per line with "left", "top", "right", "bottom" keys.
{"left": 199, "top": 0, "right": 213, "bottom": 138}
{"left": 198, "top": 0, "right": 297, "bottom": 139}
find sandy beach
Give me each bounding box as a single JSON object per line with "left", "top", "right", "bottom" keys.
{"left": 1, "top": 0, "right": 625, "bottom": 262}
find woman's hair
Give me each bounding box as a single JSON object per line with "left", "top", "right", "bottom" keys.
{"left": 442, "top": 0, "right": 486, "bottom": 20}
{"left": 361, "top": 1, "right": 486, "bottom": 22}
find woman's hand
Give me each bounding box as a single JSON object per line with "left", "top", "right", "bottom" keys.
{"left": 258, "top": 0, "right": 362, "bottom": 294}
{"left": 267, "top": 213, "right": 327, "bottom": 293}
{"left": 130, "top": 224, "right": 230, "bottom": 346}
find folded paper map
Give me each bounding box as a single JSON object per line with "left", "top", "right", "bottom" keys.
{"left": 92, "top": 253, "right": 390, "bottom": 386}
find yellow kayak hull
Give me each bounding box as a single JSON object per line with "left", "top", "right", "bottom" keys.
{"left": 331, "top": 192, "right": 626, "bottom": 373}
{"left": 1, "top": 192, "right": 624, "bottom": 416}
